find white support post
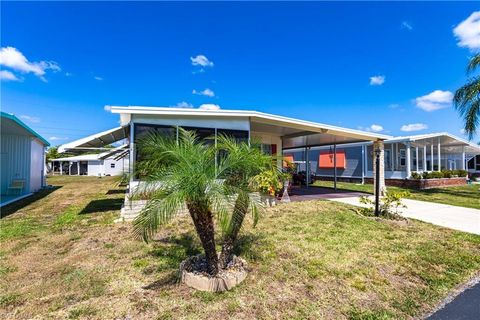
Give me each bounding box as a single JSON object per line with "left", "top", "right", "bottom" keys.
{"left": 305, "top": 147, "right": 310, "bottom": 188}
{"left": 390, "top": 143, "right": 394, "bottom": 171}
{"left": 395, "top": 143, "right": 399, "bottom": 170}
{"left": 423, "top": 145, "right": 427, "bottom": 172}
{"left": 69, "top": 162, "right": 72, "bottom": 176}
{"left": 129, "top": 123, "right": 135, "bottom": 185}
{"left": 77, "top": 162, "right": 80, "bottom": 176}
{"left": 361, "top": 145, "right": 365, "bottom": 184}
{"left": 437, "top": 139, "right": 441, "bottom": 171}
{"left": 406, "top": 142, "right": 412, "bottom": 178}
{"left": 415, "top": 146, "right": 419, "bottom": 172}
{"left": 461, "top": 147, "right": 466, "bottom": 170}
{"left": 60, "top": 161, "right": 63, "bottom": 175}
{"left": 364, "top": 144, "right": 369, "bottom": 177}
{"left": 431, "top": 144, "right": 434, "bottom": 171}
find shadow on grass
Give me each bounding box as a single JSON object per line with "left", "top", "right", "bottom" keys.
{"left": 142, "top": 272, "right": 179, "bottom": 290}
{"left": 1, "top": 186, "right": 62, "bottom": 219}
{"left": 106, "top": 189, "right": 126, "bottom": 195}
{"left": 80, "top": 198, "right": 124, "bottom": 214}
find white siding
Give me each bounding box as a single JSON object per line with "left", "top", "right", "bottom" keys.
{"left": 103, "top": 157, "right": 128, "bottom": 176}
{"left": 87, "top": 160, "right": 103, "bottom": 176}
{"left": 29, "top": 139, "right": 44, "bottom": 192}
{"left": 1, "top": 134, "right": 31, "bottom": 195}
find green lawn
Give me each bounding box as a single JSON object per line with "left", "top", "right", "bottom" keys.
{"left": 1, "top": 176, "right": 480, "bottom": 319}
{"left": 312, "top": 180, "right": 480, "bottom": 209}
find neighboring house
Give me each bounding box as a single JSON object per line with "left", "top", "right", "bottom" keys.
{"left": 1, "top": 111, "right": 50, "bottom": 207}
{"left": 284, "top": 133, "right": 480, "bottom": 183}
{"left": 50, "top": 149, "right": 129, "bottom": 176}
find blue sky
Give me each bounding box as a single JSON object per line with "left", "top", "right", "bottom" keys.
{"left": 1, "top": 2, "right": 479, "bottom": 145}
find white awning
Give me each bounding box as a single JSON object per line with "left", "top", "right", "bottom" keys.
{"left": 59, "top": 126, "right": 129, "bottom": 153}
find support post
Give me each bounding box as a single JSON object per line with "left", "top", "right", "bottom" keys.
{"left": 60, "top": 161, "right": 63, "bottom": 175}
{"left": 461, "top": 147, "right": 466, "bottom": 170}
{"left": 415, "top": 146, "right": 419, "bottom": 172}
{"left": 431, "top": 144, "right": 434, "bottom": 171}
{"left": 423, "top": 145, "right": 427, "bottom": 172}
{"left": 361, "top": 145, "right": 365, "bottom": 184}
{"left": 437, "top": 139, "right": 441, "bottom": 171}
{"left": 333, "top": 144, "right": 337, "bottom": 192}
{"left": 305, "top": 147, "right": 310, "bottom": 188}
{"left": 372, "top": 140, "right": 386, "bottom": 197}
{"left": 406, "top": 142, "right": 411, "bottom": 178}
{"left": 129, "top": 123, "right": 135, "bottom": 186}
{"left": 390, "top": 143, "right": 394, "bottom": 171}
{"left": 374, "top": 146, "right": 381, "bottom": 217}
{"left": 77, "top": 162, "right": 80, "bottom": 176}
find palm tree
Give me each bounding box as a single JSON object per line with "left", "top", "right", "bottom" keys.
{"left": 215, "top": 135, "right": 274, "bottom": 268}
{"left": 454, "top": 54, "right": 480, "bottom": 140}
{"left": 132, "top": 129, "right": 270, "bottom": 276}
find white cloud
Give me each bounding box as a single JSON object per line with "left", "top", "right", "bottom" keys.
{"left": 453, "top": 11, "right": 480, "bottom": 51}
{"left": 190, "top": 55, "right": 214, "bottom": 67}
{"left": 400, "top": 123, "right": 428, "bottom": 132}
{"left": 19, "top": 115, "right": 40, "bottom": 123}
{"left": 171, "top": 101, "right": 194, "bottom": 108}
{"left": 415, "top": 90, "right": 453, "bottom": 112}
{"left": 401, "top": 21, "right": 413, "bottom": 31}
{"left": 369, "top": 75, "right": 385, "bottom": 86}
{"left": 369, "top": 124, "right": 384, "bottom": 132}
{"left": 199, "top": 104, "right": 221, "bottom": 111}
{"left": 192, "top": 88, "right": 215, "bottom": 97}
{"left": 49, "top": 136, "right": 69, "bottom": 141}
{"left": 0, "top": 47, "right": 60, "bottom": 82}
{"left": 94, "top": 76, "right": 103, "bottom": 81}
{"left": 0, "top": 70, "right": 21, "bottom": 81}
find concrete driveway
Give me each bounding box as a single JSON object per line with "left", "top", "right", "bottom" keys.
{"left": 327, "top": 196, "right": 480, "bottom": 235}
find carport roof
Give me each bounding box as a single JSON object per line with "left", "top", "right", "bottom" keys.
{"left": 58, "top": 126, "right": 129, "bottom": 153}
{"left": 0, "top": 111, "right": 50, "bottom": 146}
{"left": 109, "top": 106, "right": 391, "bottom": 144}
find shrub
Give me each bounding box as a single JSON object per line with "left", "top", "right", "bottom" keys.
{"left": 454, "top": 170, "right": 468, "bottom": 177}
{"left": 411, "top": 172, "right": 422, "bottom": 179}
{"left": 441, "top": 170, "right": 452, "bottom": 178}
{"left": 359, "top": 190, "right": 410, "bottom": 220}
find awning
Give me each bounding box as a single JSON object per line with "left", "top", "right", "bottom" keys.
{"left": 59, "top": 126, "right": 129, "bottom": 153}
{"left": 98, "top": 144, "right": 129, "bottom": 159}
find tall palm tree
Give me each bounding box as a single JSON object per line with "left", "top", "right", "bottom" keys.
{"left": 132, "top": 129, "right": 270, "bottom": 276}
{"left": 454, "top": 54, "right": 480, "bottom": 140}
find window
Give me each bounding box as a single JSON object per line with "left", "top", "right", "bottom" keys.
{"left": 216, "top": 129, "right": 249, "bottom": 143}
{"left": 110, "top": 163, "right": 115, "bottom": 168}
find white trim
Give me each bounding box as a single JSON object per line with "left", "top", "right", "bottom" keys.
{"left": 109, "top": 106, "right": 390, "bottom": 141}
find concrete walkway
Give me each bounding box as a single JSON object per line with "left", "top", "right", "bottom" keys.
{"left": 326, "top": 196, "right": 480, "bottom": 235}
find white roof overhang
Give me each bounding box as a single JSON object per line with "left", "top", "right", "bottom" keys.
{"left": 58, "top": 126, "right": 129, "bottom": 154}
{"left": 109, "top": 106, "right": 391, "bottom": 147}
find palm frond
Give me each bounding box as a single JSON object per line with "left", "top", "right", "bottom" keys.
{"left": 467, "top": 54, "right": 480, "bottom": 74}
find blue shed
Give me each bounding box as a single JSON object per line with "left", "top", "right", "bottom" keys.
{"left": 1, "top": 111, "right": 50, "bottom": 207}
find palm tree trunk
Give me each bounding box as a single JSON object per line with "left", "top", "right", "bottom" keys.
{"left": 219, "top": 192, "right": 249, "bottom": 269}
{"left": 187, "top": 202, "right": 219, "bottom": 276}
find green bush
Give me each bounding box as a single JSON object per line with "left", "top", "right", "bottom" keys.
{"left": 411, "top": 172, "right": 422, "bottom": 179}
{"left": 441, "top": 170, "right": 452, "bottom": 178}
{"left": 417, "top": 170, "right": 468, "bottom": 179}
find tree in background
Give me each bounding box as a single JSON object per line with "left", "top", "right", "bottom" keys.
{"left": 454, "top": 54, "right": 480, "bottom": 140}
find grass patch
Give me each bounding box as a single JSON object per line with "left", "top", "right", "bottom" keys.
{"left": 312, "top": 180, "right": 480, "bottom": 209}
{"left": 1, "top": 176, "right": 479, "bottom": 319}
{"left": 68, "top": 305, "right": 98, "bottom": 319}
{"left": 0, "top": 217, "right": 46, "bottom": 241}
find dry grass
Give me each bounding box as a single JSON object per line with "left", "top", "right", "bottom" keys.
{"left": 1, "top": 176, "right": 479, "bottom": 319}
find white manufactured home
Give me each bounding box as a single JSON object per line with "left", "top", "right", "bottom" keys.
{"left": 1, "top": 111, "right": 50, "bottom": 207}
{"left": 59, "top": 106, "right": 390, "bottom": 219}
{"left": 50, "top": 150, "right": 129, "bottom": 176}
